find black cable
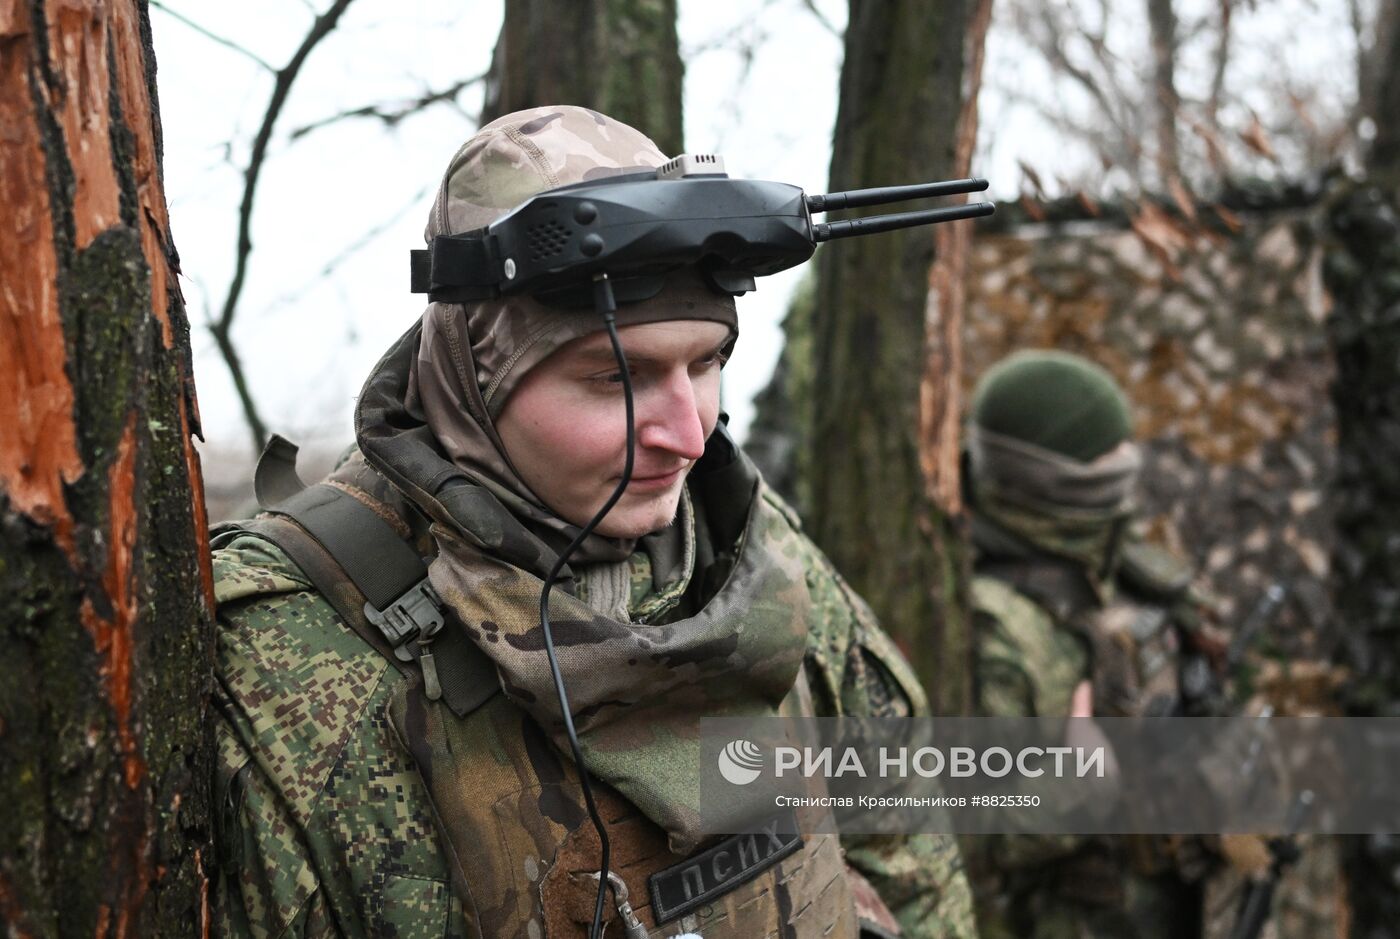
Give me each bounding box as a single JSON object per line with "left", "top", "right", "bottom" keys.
{"left": 536, "top": 273, "right": 634, "bottom": 939}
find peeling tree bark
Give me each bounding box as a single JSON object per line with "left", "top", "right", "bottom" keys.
{"left": 805, "top": 0, "right": 992, "bottom": 713}
{"left": 480, "top": 0, "right": 684, "bottom": 154}
{"left": 918, "top": 0, "right": 993, "bottom": 717}
{"left": 0, "top": 1, "right": 215, "bottom": 935}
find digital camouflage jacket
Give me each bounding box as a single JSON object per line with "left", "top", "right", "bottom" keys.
{"left": 211, "top": 448, "right": 976, "bottom": 938}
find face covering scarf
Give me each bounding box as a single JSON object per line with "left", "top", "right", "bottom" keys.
{"left": 967, "top": 423, "right": 1143, "bottom": 574}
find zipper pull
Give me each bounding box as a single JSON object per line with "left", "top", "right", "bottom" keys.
{"left": 419, "top": 640, "right": 442, "bottom": 701}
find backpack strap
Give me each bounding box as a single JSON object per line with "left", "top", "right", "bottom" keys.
{"left": 224, "top": 435, "right": 497, "bottom": 718}
{"left": 271, "top": 483, "right": 439, "bottom": 639}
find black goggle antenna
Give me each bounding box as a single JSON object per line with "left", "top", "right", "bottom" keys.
{"left": 805, "top": 176, "right": 989, "bottom": 211}
{"left": 806, "top": 177, "right": 995, "bottom": 242}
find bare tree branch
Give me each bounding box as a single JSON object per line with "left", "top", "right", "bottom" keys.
{"left": 681, "top": 2, "right": 780, "bottom": 58}
{"left": 289, "top": 73, "right": 486, "bottom": 142}
{"left": 796, "top": 0, "right": 841, "bottom": 38}
{"left": 680, "top": 6, "right": 781, "bottom": 155}
{"left": 1008, "top": 0, "right": 1376, "bottom": 193}
{"left": 212, "top": 0, "right": 357, "bottom": 454}
{"left": 997, "top": 2, "right": 1148, "bottom": 183}
{"left": 1181, "top": 107, "right": 1231, "bottom": 175}
{"left": 987, "top": 72, "right": 1141, "bottom": 187}
{"left": 149, "top": 0, "right": 275, "bottom": 73}
{"left": 1032, "top": 4, "right": 1137, "bottom": 154}
{"left": 1206, "top": 0, "right": 1233, "bottom": 167}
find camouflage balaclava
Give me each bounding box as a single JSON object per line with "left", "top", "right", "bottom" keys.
{"left": 406, "top": 106, "right": 739, "bottom": 563}
{"left": 967, "top": 350, "right": 1142, "bottom": 569}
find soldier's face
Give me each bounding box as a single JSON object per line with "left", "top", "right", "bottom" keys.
{"left": 497, "top": 319, "right": 730, "bottom": 538}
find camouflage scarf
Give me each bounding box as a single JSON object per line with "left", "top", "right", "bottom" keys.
{"left": 425, "top": 480, "right": 809, "bottom": 854}
{"left": 968, "top": 425, "right": 1141, "bottom": 575}
{"left": 967, "top": 424, "right": 1142, "bottom": 511}
{"left": 972, "top": 488, "right": 1127, "bottom": 586}
{"left": 358, "top": 324, "right": 808, "bottom": 853}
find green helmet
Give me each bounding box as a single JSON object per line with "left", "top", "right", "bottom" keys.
{"left": 971, "top": 350, "right": 1132, "bottom": 462}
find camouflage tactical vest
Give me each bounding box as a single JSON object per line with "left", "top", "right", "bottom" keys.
{"left": 387, "top": 665, "right": 859, "bottom": 938}
{"left": 239, "top": 452, "right": 870, "bottom": 939}
{"left": 971, "top": 514, "right": 1201, "bottom": 719}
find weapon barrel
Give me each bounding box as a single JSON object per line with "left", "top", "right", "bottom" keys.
{"left": 1227, "top": 583, "right": 1288, "bottom": 670}
{"left": 812, "top": 202, "right": 996, "bottom": 242}
{"left": 1229, "top": 880, "right": 1277, "bottom": 939}
{"left": 1228, "top": 790, "right": 1314, "bottom": 939}
{"left": 807, "top": 178, "right": 989, "bottom": 213}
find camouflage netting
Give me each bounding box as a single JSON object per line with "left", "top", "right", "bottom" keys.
{"left": 1322, "top": 182, "right": 1400, "bottom": 713}
{"left": 963, "top": 188, "right": 1336, "bottom": 658}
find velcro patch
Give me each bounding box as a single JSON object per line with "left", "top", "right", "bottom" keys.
{"left": 648, "top": 809, "right": 802, "bottom": 924}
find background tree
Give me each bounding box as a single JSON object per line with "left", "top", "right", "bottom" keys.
{"left": 482, "top": 0, "right": 684, "bottom": 154}
{"left": 1145, "top": 0, "right": 1182, "bottom": 188}
{"left": 0, "top": 2, "right": 214, "bottom": 935}
{"left": 1327, "top": 1, "right": 1400, "bottom": 933}
{"left": 793, "top": 0, "right": 993, "bottom": 711}
{"left": 992, "top": 0, "right": 1369, "bottom": 198}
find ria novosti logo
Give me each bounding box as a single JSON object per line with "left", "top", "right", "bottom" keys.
{"left": 718, "top": 740, "right": 764, "bottom": 785}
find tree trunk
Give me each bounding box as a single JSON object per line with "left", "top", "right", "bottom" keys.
{"left": 805, "top": 0, "right": 992, "bottom": 713}
{"left": 1146, "top": 0, "right": 1182, "bottom": 187}
{"left": 481, "top": 0, "right": 684, "bottom": 154}
{"left": 1328, "top": 1, "right": 1400, "bottom": 929}
{"left": 1367, "top": 0, "right": 1400, "bottom": 176}
{"left": 0, "top": 2, "right": 215, "bottom": 935}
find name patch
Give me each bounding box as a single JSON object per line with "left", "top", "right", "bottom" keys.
{"left": 648, "top": 809, "right": 802, "bottom": 924}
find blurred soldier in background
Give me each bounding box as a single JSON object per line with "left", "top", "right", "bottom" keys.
{"left": 960, "top": 350, "right": 1224, "bottom": 939}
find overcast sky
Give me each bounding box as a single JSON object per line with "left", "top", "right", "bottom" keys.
{"left": 149, "top": 0, "right": 1363, "bottom": 470}
{"left": 155, "top": 0, "right": 851, "bottom": 464}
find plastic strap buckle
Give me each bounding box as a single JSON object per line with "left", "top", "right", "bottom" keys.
{"left": 364, "top": 578, "right": 445, "bottom": 650}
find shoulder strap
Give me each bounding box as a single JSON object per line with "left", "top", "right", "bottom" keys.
{"left": 271, "top": 483, "right": 432, "bottom": 622}
{"left": 975, "top": 554, "right": 1098, "bottom": 626}
{"left": 230, "top": 435, "right": 497, "bottom": 718}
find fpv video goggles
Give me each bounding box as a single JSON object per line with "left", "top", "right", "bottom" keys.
{"left": 410, "top": 153, "right": 995, "bottom": 307}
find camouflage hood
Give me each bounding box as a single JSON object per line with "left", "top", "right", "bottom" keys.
{"left": 411, "top": 106, "right": 738, "bottom": 563}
